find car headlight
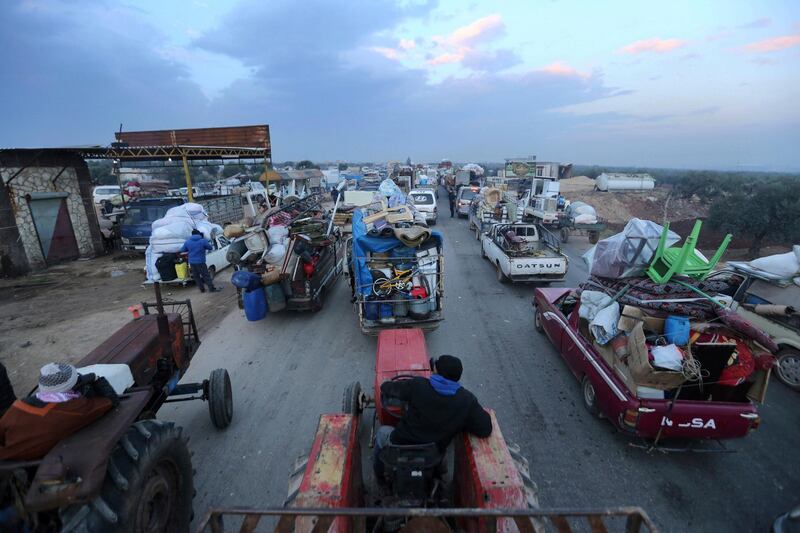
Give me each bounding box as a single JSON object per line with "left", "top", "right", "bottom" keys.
{"left": 121, "top": 237, "right": 130, "bottom": 244}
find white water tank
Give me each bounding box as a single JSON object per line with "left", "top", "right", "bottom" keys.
{"left": 596, "top": 173, "right": 655, "bottom": 191}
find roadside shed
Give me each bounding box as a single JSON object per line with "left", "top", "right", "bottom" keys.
{"left": 0, "top": 148, "right": 105, "bottom": 276}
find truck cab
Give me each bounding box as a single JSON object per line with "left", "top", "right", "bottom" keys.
{"left": 120, "top": 197, "right": 185, "bottom": 252}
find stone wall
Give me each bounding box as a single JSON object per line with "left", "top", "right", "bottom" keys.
{"left": 0, "top": 152, "right": 103, "bottom": 273}
{"left": 0, "top": 185, "right": 29, "bottom": 276}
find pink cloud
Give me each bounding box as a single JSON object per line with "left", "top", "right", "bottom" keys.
{"left": 372, "top": 47, "right": 400, "bottom": 60}
{"left": 618, "top": 38, "right": 687, "bottom": 55}
{"left": 742, "top": 34, "right": 800, "bottom": 53}
{"left": 536, "top": 61, "right": 589, "bottom": 79}
{"left": 426, "top": 14, "right": 505, "bottom": 67}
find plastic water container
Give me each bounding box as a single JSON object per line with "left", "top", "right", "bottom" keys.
{"left": 174, "top": 262, "right": 189, "bottom": 280}
{"left": 232, "top": 270, "right": 262, "bottom": 291}
{"left": 364, "top": 300, "right": 379, "bottom": 321}
{"left": 243, "top": 288, "right": 268, "bottom": 321}
{"left": 664, "top": 315, "right": 690, "bottom": 345}
{"left": 379, "top": 302, "right": 394, "bottom": 321}
{"left": 394, "top": 295, "right": 409, "bottom": 317}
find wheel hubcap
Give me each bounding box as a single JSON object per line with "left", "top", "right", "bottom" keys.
{"left": 778, "top": 355, "right": 800, "bottom": 386}
{"left": 584, "top": 381, "right": 595, "bottom": 406}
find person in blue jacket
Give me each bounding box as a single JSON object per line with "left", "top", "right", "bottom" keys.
{"left": 180, "top": 230, "right": 221, "bottom": 293}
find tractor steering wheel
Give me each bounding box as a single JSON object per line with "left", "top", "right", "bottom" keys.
{"left": 383, "top": 374, "right": 417, "bottom": 419}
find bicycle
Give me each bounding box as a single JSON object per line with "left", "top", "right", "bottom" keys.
{"left": 371, "top": 265, "right": 420, "bottom": 297}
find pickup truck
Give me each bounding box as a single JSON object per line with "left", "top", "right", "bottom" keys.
{"left": 533, "top": 287, "right": 766, "bottom": 448}
{"left": 481, "top": 223, "right": 568, "bottom": 284}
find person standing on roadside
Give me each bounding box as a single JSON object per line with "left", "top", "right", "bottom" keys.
{"left": 448, "top": 186, "right": 457, "bottom": 218}
{"left": 180, "top": 230, "right": 221, "bottom": 293}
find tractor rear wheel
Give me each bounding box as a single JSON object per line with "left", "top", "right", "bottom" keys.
{"left": 342, "top": 381, "right": 363, "bottom": 415}
{"left": 60, "top": 420, "right": 194, "bottom": 533}
{"left": 208, "top": 369, "right": 233, "bottom": 429}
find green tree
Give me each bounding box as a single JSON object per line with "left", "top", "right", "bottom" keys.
{"left": 338, "top": 162, "right": 348, "bottom": 171}
{"left": 708, "top": 178, "right": 800, "bottom": 256}
{"left": 87, "top": 160, "right": 116, "bottom": 184}
{"left": 296, "top": 160, "right": 319, "bottom": 170}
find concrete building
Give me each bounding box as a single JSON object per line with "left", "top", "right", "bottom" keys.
{"left": 0, "top": 149, "right": 104, "bottom": 276}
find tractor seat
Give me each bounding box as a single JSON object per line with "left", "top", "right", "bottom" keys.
{"left": 379, "top": 442, "right": 444, "bottom": 504}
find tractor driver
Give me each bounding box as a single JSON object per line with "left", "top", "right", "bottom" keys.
{"left": 374, "top": 355, "right": 492, "bottom": 480}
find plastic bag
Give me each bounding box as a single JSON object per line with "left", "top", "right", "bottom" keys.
{"left": 265, "top": 243, "right": 287, "bottom": 264}
{"left": 152, "top": 215, "right": 192, "bottom": 231}
{"left": 152, "top": 220, "right": 194, "bottom": 240}
{"left": 583, "top": 218, "right": 680, "bottom": 279}
{"left": 379, "top": 178, "right": 402, "bottom": 198}
{"left": 145, "top": 246, "right": 161, "bottom": 281}
{"left": 574, "top": 213, "right": 597, "bottom": 224}
{"left": 650, "top": 344, "right": 684, "bottom": 371}
{"left": 166, "top": 203, "right": 208, "bottom": 221}
{"left": 589, "top": 302, "right": 620, "bottom": 345}
{"left": 267, "top": 225, "right": 289, "bottom": 244}
{"left": 749, "top": 246, "right": 800, "bottom": 278}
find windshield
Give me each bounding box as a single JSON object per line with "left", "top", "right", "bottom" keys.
{"left": 95, "top": 187, "right": 118, "bottom": 195}
{"left": 410, "top": 193, "right": 434, "bottom": 205}
{"left": 123, "top": 205, "right": 172, "bottom": 224}
{"left": 459, "top": 189, "right": 477, "bottom": 201}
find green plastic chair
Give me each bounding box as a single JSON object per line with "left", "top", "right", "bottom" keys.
{"left": 646, "top": 220, "right": 732, "bottom": 283}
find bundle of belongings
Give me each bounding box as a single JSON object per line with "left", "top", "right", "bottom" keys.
{"left": 565, "top": 201, "right": 598, "bottom": 225}
{"left": 145, "top": 203, "right": 223, "bottom": 282}
{"left": 351, "top": 206, "right": 443, "bottom": 324}
{"left": 578, "top": 219, "right": 777, "bottom": 402}
{"left": 472, "top": 187, "right": 518, "bottom": 225}
{"left": 0, "top": 363, "right": 133, "bottom": 460}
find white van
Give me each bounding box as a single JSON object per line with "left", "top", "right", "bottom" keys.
{"left": 408, "top": 189, "right": 437, "bottom": 225}
{"left": 93, "top": 185, "right": 120, "bottom": 204}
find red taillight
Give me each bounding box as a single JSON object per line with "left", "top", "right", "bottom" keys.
{"left": 623, "top": 408, "right": 639, "bottom": 429}
{"left": 749, "top": 416, "right": 761, "bottom": 431}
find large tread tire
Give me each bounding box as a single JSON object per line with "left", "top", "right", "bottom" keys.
{"left": 60, "top": 420, "right": 193, "bottom": 533}
{"left": 560, "top": 228, "right": 569, "bottom": 243}
{"left": 775, "top": 348, "right": 800, "bottom": 390}
{"left": 284, "top": 455, "right": 309, "bottom": 507}
{"left": 505, "top": 440, "right": 539, "bottom": 509}
{"left": 342, "top": 381, "right": 363, "bottom": 415}
{"left": 208, "top": 369, "right": 233, "bottom": 429}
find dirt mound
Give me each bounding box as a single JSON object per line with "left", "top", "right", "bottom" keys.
{"left": 565, "top": 187, "right": 709, "bottom": 226}
{"left": 559, "top": 175, "right": 596, "bottom": 193}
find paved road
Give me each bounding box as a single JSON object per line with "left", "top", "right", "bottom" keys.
{"left": 165, "top": 193, "right": 799, "bottom": 532}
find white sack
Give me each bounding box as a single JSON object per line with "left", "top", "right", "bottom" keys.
{"left": 265, "top": 243, "right": 287, "bottom": 264}
{"left": 574, "top": 213, "right": 597, "bottom": 224}
{"left": 152, "top": 214, "right": 192, "bottom": 230}
{"left": 166, "top": 202, "right": 208, "bottom": 221}
{"left": 267, "top": 225, "right": 289, "bottom": 244}
{"left": 76, "top": 364, "right": 134, "bottom": 394}
{"left": 152, "top": 220, "right": 194, "bottom": 240}
{"left": 650, "top": 344, "right": 684, "bottom": 371}
{"left": 588, "top": 301, "right": 620, "bottom": 345}
{"left": 579, "top": 291, "right": 614, "bottom": 321}
{"left": 145, "top": 246, "right": 162, "bottom": 282}
{"left": 195, "top": 221, "right": 222, "bottom": 240}
{"left": 150, "top": 238, "right": 185, "bottom": 254}
{"left": 749, "top": 247, "right": 800, "bottom": 279}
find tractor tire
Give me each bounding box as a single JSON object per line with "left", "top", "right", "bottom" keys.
{"left": 560, "top": 228, "right": 569, "bottom": 243}
{"left": 284, "top": 454, "right": 309, "bottom": 507}
{"left": 60, "top": 419, "right": 193, "bottom": 533}
{"left": 342, "top": 381, "right": 362, "bottom": 415}
{"left": 505, "top": 440, "right": 539, "bottom": 509}
{"left": 208, "top": 369, "right": 233, "bottom": 429}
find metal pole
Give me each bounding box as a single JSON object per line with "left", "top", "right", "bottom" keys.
{"left": 326, "top": 180, "right": 347, "bottom": 236}
{"left": 181, "top": 152, "right": 194, "bottom": 202}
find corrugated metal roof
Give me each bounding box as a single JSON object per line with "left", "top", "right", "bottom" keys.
{"left": 115, "top": 125, "right": 270, "bottom": 151}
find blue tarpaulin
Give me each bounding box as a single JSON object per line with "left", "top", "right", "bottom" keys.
{"left": 351, "top": 209, "right": 443, "bottom": 296}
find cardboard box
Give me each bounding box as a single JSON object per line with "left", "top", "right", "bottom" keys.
{"left": 618, "top": 305, "right": 665, "bottom": 335}
{"left": 626, "top": 322, "right": 688, "bottom": 390}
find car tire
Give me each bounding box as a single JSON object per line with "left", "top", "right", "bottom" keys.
{"left": 534, "top": 306, "right": 544, "bottom": 333}
{"left": 775, "top": 348, "right": 800, "bottom": 391}
{"left": 581, "top": 376, "right": 600, "bottom": 417}
{"left": 496, "top": 262, "right": 508, "bottom": 284}
{"left": 480, "top": 243, "right": 486, "bottom": 259}
{"left": 226, "top": 249, "right": 242, "bottom": 265}
{"left": 59, "top": 420, "right": 193, "bottom": 533}
{"left": 208, "top": 369, "right": 233, "bottom": 429}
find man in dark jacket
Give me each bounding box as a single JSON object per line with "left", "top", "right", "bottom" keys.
{"left": 374, "top": 355, "right": 492, "bottom": 479}
{"left": 447, "top": 186, "right": 457, "bottom": 217}
{"left": 180, "top": 230, "right": 221, "bottom": 293}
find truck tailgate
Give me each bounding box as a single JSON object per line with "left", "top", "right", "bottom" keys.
{"left": 636, "top": 398, "right": 759, "bottom": 440}
{"left": 509, "top": 256, "right": 567, "bottom": 275}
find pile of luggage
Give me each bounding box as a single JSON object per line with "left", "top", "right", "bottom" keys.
{"left": 145, "top": 203, "right": 223, "bottom": 282}
{"left": 578, "top": 219, "right": 777, "bottom": 401}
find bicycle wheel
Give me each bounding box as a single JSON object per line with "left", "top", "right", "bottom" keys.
{"left": 372, "top": 277, "right": 393, "bottom": 297}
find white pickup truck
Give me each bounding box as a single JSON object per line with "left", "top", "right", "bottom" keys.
{"left": 481, "top": 223, "right": 568, "bottom": 284}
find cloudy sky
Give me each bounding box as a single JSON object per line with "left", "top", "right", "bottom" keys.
{"left": 2, "top": 0, "right": 799, "bottom": 169}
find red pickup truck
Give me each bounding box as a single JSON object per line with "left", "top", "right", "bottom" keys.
{"left": 533, "top": 287, "right": 765, "bottom": 446}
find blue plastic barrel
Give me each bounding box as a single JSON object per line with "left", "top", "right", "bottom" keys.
{"left": 243, "top": 288, "right": 268, "bottom": 321}
{"left": 664, "top": 315, "right": 690, "bottom": 345}
{"left": 231, "top": 270, "right": 262, "bottom": 291}
{"left": 379, "top": 302, "right": 394, "bottom": 320}
{"left": 364, "top": 300, "right": 379, "bottom": 320}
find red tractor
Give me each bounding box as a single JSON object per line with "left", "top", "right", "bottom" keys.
{"left": 0, "top": 285, "right": 233, "bottom": 533}
{"left": 198, "top": 329, "right": 657, "bottom": 532}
